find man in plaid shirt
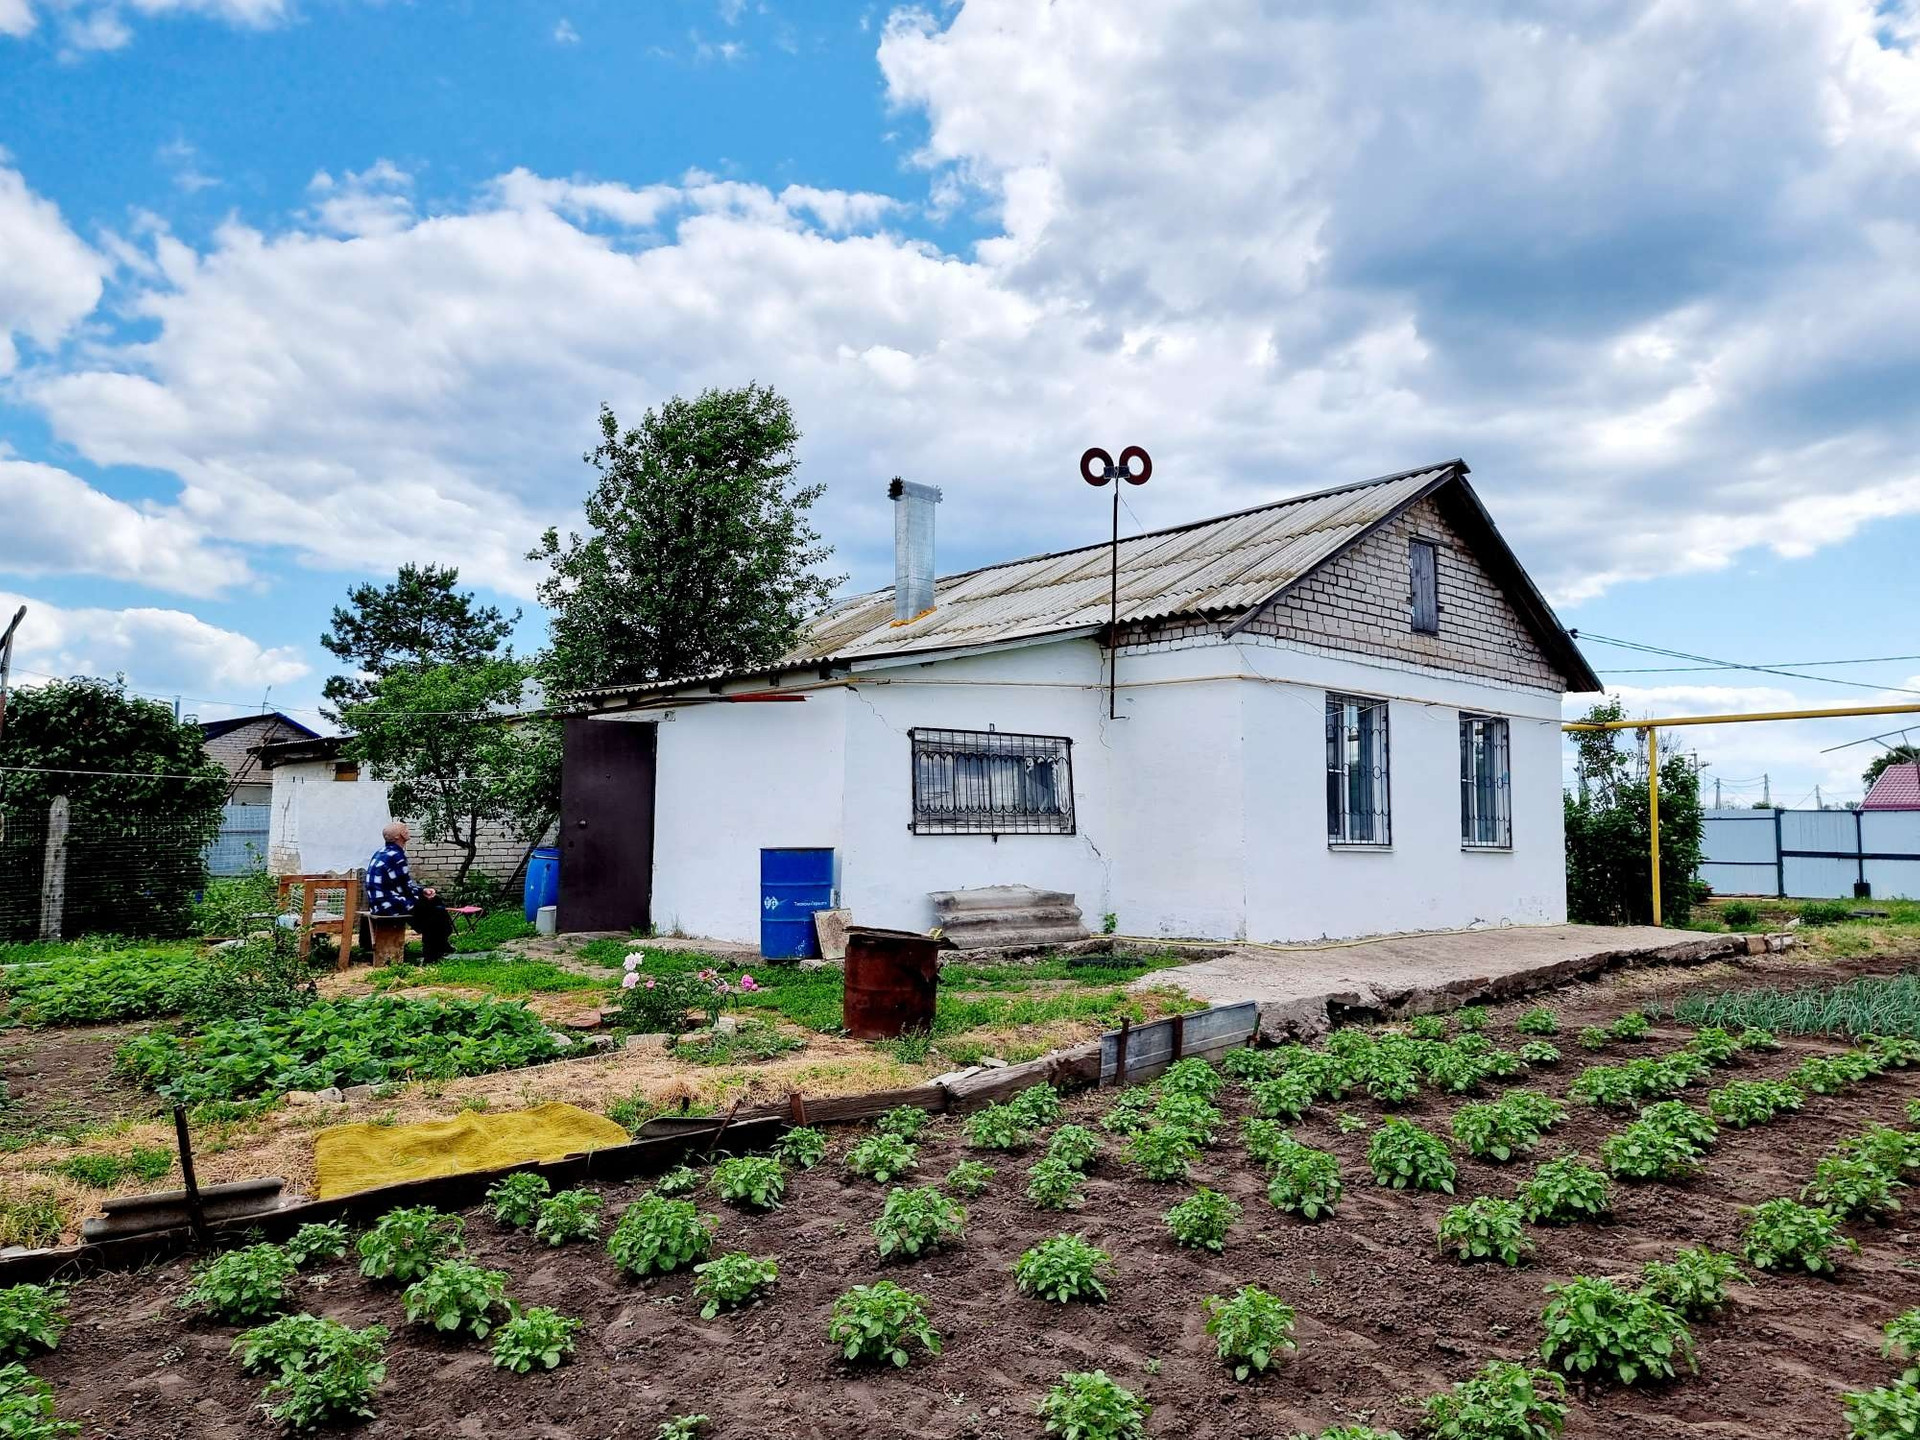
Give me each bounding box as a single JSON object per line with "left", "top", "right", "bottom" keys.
{"left": 366, "top": 821, "right": 453, "bottom": 960}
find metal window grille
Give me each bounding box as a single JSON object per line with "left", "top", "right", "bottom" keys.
{"left": 1409, "top": 538, "right": 1439, "bottom": 634}
{"left": 1326, "top": 694, "right": 1391, "bottom": 846}
{"left": 909, "top": 727, "right": 1075, "bottom": 835}
{"left": 1460, "top": 714, "right": 1512, "bottom": 848}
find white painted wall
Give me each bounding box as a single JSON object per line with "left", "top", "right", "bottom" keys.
{"left": 602, "top": 632, "right": 1569, "bottom": 948}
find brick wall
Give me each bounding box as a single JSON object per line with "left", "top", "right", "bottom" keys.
{"left": 1236, "top": 496, "right": 1564, "bottom": 690}
{"left": 409, "top": 818, "right": 554, "bottom": 889}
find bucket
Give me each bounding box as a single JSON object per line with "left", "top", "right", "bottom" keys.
{"left": 842, "top": 926, "right": 950, "bottom": 1040}
{"left": 524, "top": 847, "right": 560, "bottom": 923}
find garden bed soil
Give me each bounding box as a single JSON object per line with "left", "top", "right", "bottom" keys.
{"left": 32, "top": 957, "right": 1920, "bottom": 1438}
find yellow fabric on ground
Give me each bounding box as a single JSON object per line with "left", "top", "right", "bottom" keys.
{"left": 313, "top": 1102, "right": 630, "bottom": 1200}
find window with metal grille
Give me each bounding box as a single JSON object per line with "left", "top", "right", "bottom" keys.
{"left": 1460, "top": 714, "right": 1512, "bottom": 848}
{"left": 1326, "top": 694, "right": 1391, "bottom": 846}
{"left": 1409, "top": 538, "right": 1439, "bottom": 634}
{"left": 909, "top": 728, "right": 1075, "bottom": 835}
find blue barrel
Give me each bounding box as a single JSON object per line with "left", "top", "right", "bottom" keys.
{"left": 760, "top": 848, "right": 834, "bottom": 959}
{"left": 524, "top": 847, "right": 561, "bottom": 922}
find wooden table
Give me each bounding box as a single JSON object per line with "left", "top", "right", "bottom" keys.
{"left": 276, "top": 872, "right": 362, "bottom": 969}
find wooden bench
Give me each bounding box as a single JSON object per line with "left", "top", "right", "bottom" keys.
{"left": 357, "top": 912, "right": 410, "bottom": 966}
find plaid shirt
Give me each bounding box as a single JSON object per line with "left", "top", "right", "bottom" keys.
{"left": 365, "top": 843, "right": 424, "bottom": 916}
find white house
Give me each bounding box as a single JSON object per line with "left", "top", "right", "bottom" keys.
{"left": 563, "top": 460, "right": 1600, "bottom": 947}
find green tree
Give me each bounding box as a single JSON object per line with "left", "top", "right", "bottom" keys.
{"left": 0, "top": 677, "right": 226, "bottom": 939}
{"left": 320, "top": 563, "right": 517, "bottom": 721}
{"left": 529, "top": 387, "right": 843, "bottom": 694}
{"left": 1864, "top": 744, "right": 1920, "bottom": 791}
{"left": 1564, "top": 698, "right": 1705, "bottom": 926}
{"left": 342, "top": 660, "right": 550, "bottom": 886}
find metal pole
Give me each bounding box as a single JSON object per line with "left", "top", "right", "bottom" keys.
{"left": 0, "top": 605, "right": 25, "bottom": 747}
{"left": 173, "top": 1105, "right": 210, "bottom": 1246}
{"left": 1108, "top": 480, "right": 1120, "bottom": 720}
{"left": 1648, "top": 726, "right": 1662, "bottom": 927}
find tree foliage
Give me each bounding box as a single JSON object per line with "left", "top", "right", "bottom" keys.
{"left": 319, "top": 563, "right": 517, "bottom": 721}
{"left": 529, "top": 388, "right": 842, "bottom": 694}
{"left": 1564, "top": 699, "right": 1704, "bottom": 926}
{"left": 0, "top": 677, "right": 226, "bottom": 939}
{"left": 1864, "top": 744, "right": 1920, "bottom": 791}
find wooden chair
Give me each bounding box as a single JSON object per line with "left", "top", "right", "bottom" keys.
{"left": 277, "top": 872, "right": 362, "bottom": 970}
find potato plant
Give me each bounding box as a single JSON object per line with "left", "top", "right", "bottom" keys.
{"left": 944, "top": 1159, "right": 994, "bottom": 1197}
{"left": 1865, "top": 1034, "right": 1920, "bottom": 1069}
{"left": 712, "top": 1156, "right": 787, "bottom": 1210}
{"left": 1421, "top": 1360, "right": 1567, "bottom": 1440}
{"left": 1420, "top": 1045, "right": 1485, "bottom": 1096}
{"left": 1515, "top": 1006, "right": 1559, "bottom": 1036}
{"left": 1638, "top": 1247, "right": 1746, "bottom": 1319}
{"left": 1367, "top": 1119, "right": 1456, "bottom": 1193}
{"left": 1686, "top": 1027, "right": 1741, "bottom": 1065}
{"left": 181, "top": 1243, "right": 298, "bottom": 1323}
{"left": 1609, "top": 1011, "right": 1652, "bottom": 1042}
{"left": 1267, "top": 1142, "right": 1344, "bottom": 1220}
{"left": 1099, "top": 1087, "right": 1159, "bottom": 1135}
{"left": 827, "top": 1281, "right": 940, "bottom": 1367}
{"left": 692, "top": 1252, "right": 779, "bottom": 1317}
{"left": 1164, "top": 1188, "right": 1241, "bottom": 1251}
{"left": 1517, "top": 1041, "right": 1562, "bottom": 1067}
{"left": 653, "top": 1165, "right": 703, "bottom": 1197}
{"left": 1516, "top": 1155, "right": 1611, "bottom": 1225}
{"left": 1242, "top": 1117, "right": 1293, "bottom": 1169}
{"left": 1846, "top": 1373, "right": 1920, "bottom": 1440}
{"left": 1837, "top": 1124, "right": 1920, "bottom": 1178}
{"left": 1126, "top": 1125, "right": 1199, "bottom": 1183}
{"left": 490, "top": 1305, "right": 580, "bottom": 1373}
{"left": 1792, "top": 1052, "right": 1879, "bottom": 1095}
{"left": 1737, "top": 1026, "right": 1780, "bottom": 1052}
{"left": 1158, "top": 1058, "right": 1224, "bottom": 1101}
{"left": 0, "top": 1363, "right": 76, "bottom": 1440}
{"left": 607, "top": 1195, "right": 715, "bottom": 1277}
{"left": 1014, "top": 1234, "right": 1112, "bottom": 1304}
{"left": 1202, "top": 1286, "right": 1297, "bottom": 1380}
{"left": 1152, "top": 1092, "right": 1223, "bottom": 1146}
{"left": 487, "top": 1172, "right": 550, "bottom": 1229}
{"left": 876, "top": 1106, "right": 931, "bottom": 1141}
{"left": 1046, "top": 1124, "right": 1100, "bottom": 1172}
{"left": 1009, "top": 1083, "right": 1065, "bottom": 1128}
{"left": 402, "top": 1260, "right": 509, "bottom": 1340}
{"left": 283, "top": 1222, "right": 349, "bottom": 1268}
{"left": 1635, "top": 1101, "right": 1718, "bottom": 1152}
{"left": 232, "top": 1314, "right": 389, "bottom": 1431}
{"left": 847, "top": 1133, "right": 919, "bottom": 1182}
{"left": 1454, "top": 1006, "right": 1490, "bottom": 1033}
{"left": 1026, "top": 1158, "right": 1087, "bottom": 1211}
{"left": 1884, "top": 1308, "right": 1920, "bottom": 1361}
{"left": 962, "top": 1104, "right": 1033, "bottom": 1152}
{"left": 1408, "top": 1015, "right": 1449, "bottom": 1041}
{"left": 1707, "top": 1079, "right": 1804, "bottom": 1128}
{"left": 1437, "top": 1197, "right": 1532, "bottom": 1266}
{"left": 1451, "top": 1101, "right": 1540, "bottom": 1162}
{"left": 874, "top": 1186, "right": 967, "bottom": 1258}
{"left": 533, "top": 1189, "right": 603, "bottom": 1246}
{"left": 772, "top": 1128, "right": 827, "bottom": 1170}
{"left": 1577, "top": 1025, "right": 1610, "bottom": 1050}
{"left": 1741, "top": 1197, "right": 1856, "bottom": 1275}
{"left": 358, "top": 1206, "right": 464, "bottom": 1284}
{"left": 1249, "top": 1073, "right": 1317, "bottom": 1121}
{"left": 1037, "top": 1370, "right": 1148, "bottom": 1440}
{"left": 0, "top": 1286, "right": 65, "bottom": 1361}
{"left": 1804, "top": 1155, "right": 1904, "bottom": 1219}
{"left": 1538, "top": 1276, "right": 1695, "bottom": 1386}
{"left": 1600, "top": 1121, "right": 1704, "bottom": 1182}
{"left": 1221, "top": 1047, "right": 1279, "bottom": 1082}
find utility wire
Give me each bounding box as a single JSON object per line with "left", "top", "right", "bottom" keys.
{"left": 1574, "top": 632, "right": 1920, "bottom": 699}
{"left": 1599, "top": 652, "right": 1920, "bottom": 674}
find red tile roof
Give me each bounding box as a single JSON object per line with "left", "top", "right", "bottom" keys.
{"left": 1863, "top": 761, "right": 1920, "bottom": 810}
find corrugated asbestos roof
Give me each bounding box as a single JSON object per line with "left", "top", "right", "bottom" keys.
{"left": 788, "top": 462, "right": 1456, "bottom": 665}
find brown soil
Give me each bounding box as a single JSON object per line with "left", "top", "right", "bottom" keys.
{"left": 35, "top": 956, "right": 1920, "bottom": 1439}
{"left": 0, "top": 1022, "right": 161, "bottom": 1135}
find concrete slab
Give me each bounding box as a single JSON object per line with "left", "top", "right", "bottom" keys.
{"left": 1133, "top": 924, "right": 1791, "bottom": 1041}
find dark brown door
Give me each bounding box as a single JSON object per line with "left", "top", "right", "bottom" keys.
{"left": 558, "top": 717, "right": 656, "bottom": 934}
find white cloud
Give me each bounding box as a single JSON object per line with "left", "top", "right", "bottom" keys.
{"left": 12, "top": 0, "right": 296, "bottom": 51}
{"left": 0, "top": 588, "right": 310, "bottom": 702}
{"left": 552, "top": 16, "right": 578, "bottom": 44}
{"left": 157, "top": 138, "right": 218, "bottom": 193}
{"left": 0, "top": 0, "right": 35, "bottom": 36}
{"left": 0, "top": 166, "right": 108, "bottom": 372}
{"left": 0, "top": 459, "right": 252, "bottom": 595}
{"left": 7, "top": 0, "right": 1920, "bottom": 623}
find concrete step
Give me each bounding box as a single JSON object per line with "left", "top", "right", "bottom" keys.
{"left": 941, "top": 922, "right": 1092, "bottom": 951}
{"left": 930, "top": 885, "right": 1078, "bottom": 914}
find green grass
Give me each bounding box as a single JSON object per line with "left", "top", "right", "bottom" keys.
{"left": 449, "top": 911, "right": 539, "bottom": 953}
{"left": 580, "top": 939, "right": 1202, "bottom": 1041}
{"left": 370, "top": 956, "right": 609, "bottom": 996}
{"left": 1656, "top": 969, "right": 1920, "bottom": 1039}
{"left": 44, "top": 1146, "right": 174, "bottom": 1188}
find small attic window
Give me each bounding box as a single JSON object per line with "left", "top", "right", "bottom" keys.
{"left": 1409, "top": 538, "right": 1439, "bottom": 634}
{"left": 332, "top": 761, "right": 360, "bottom": 783}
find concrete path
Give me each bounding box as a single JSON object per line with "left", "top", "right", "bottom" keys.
{"left": 1133, "top": 924, "right": 1786, "bottom": 1039}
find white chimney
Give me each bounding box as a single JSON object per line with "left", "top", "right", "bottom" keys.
{"left": 889, "top": 477, "right": 942, "bottom": 622}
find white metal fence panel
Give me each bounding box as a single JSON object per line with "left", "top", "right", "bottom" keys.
{"left": 204, "top": 802, "right": 270, "bottom": 877}
{"left": 1699, "top": 806, "right": 1920, "bottom": 900}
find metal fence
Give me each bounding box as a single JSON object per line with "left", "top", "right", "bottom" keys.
{"left": 203, "top": 802, "right": 270, "bottom": 877}
{"left": 1699, "top": 807, "right": 1920, "bottom": 900}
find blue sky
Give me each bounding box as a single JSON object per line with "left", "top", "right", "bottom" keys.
{"left": 1, "top": 0, "right": 1918, "bottom": 804}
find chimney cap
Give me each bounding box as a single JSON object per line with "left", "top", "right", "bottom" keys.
{"left": 889, "top": 477, "right": 943, "bottom": 504}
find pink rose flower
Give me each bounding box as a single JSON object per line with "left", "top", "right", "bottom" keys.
{"left": 644, "top": 977, "right": 656, "bottom": 990}
{"left": 621, "top": 971, "right": 639, "bottom": 989}
{"left": 623, "top": 953, "right": 643, "bottom": 973}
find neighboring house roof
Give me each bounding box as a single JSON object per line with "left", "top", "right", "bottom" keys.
{"left": 573, "top": 459, "right": 1600, "bottom": 706}
{"left": 198, "top": 711, "right": 320, "bottom": 744}
{"left": 1863, "top": 762, "right": 1920, "bottom": 810}
{"left": 256, "top": 735, "right": 349, "bottom": 769}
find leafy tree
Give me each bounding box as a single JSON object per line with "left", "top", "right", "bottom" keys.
{"left": 530, "top": 388, "right": 843, "bottom": 694}
{"left": 343, "top": 661, "right": 550, "bottom": 885}
{"left": 0, "top": 677, "right": 225, "bottom": 939}
{"left": 320, "top": 564, "right": 517, "bottom": 721}
{"left": 1564, "top": 698, "right": 1704, "bottom": 926}
{"left": 1864, "top": 744, "right": 1920, "bottom": 791}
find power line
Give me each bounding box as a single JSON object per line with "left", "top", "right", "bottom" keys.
{"left": 1575, "top": 632, "right": 1920, "bottom": 699}
{"left": 1598, "top": 652, "right": 1920, "bottom": 674}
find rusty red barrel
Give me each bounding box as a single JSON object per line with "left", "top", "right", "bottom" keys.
{"left": 842, "top": 926, "right": 946, "bottom": 1040}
